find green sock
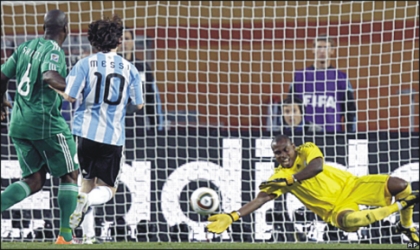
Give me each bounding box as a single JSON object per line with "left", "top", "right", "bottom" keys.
{"left": 57, "top": 183, "right": 78, "bottom": 241}
{"left": 1, "top": 181, "right": 31, "bottom": 212}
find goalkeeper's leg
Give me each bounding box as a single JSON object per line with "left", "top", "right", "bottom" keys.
{"left": 388, "top": 177, "right": 415, "bottom": 228}
{"left": 338, "top": 193, "right": 419, "bottom": 242}
{"left": 387, "top": 177, "right": 419, "bottom": 243}
{"left": 337, "top": 177, "right": 419, "bottom": 242}
{"left": 339, "top": 204, "right": 403, "bottom": 230}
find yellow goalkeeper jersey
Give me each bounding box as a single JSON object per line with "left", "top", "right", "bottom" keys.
{"left": 260, "top": 142, "right": 357, "bottom": 224}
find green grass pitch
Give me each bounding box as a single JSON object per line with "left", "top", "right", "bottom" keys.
{"left": 0, "top": 242, "right": 413, "bottom": 249}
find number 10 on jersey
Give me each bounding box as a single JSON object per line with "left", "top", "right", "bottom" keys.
{"left": 93, "top": 72, "right": 125, "bottom": 105}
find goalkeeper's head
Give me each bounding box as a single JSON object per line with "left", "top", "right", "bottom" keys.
{"left": 88, "top": 15, "right": 124, "bottom": 53}
{"left": 271, "top": 134, "right": 296, "bottom": 168}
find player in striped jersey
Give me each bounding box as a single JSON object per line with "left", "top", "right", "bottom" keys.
{"left": 0, "top": 10, "right": 80, "bottom": 244}
{"left": 56, "top": 15, "right": 144, "bottom": 244}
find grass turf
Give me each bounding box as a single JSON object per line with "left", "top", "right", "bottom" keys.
{"left": 0, "top": 242, "right": 413, "bottom": 249}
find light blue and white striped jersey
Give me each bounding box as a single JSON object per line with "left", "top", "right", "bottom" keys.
{"left": 65, "top": 52, "right": 144, "bottom": 146}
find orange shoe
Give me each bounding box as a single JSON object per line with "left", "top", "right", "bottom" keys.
{"left": 55, "top": 235, "right": 72, "bottom": 244}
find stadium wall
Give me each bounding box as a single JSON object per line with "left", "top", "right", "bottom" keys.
{"left": 2, "top": 2, "right": 419, "bottom": 132}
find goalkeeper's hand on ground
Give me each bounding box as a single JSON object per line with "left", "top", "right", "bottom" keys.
{"left": 206, "top": 211, "right": 240, "bottom": 234}
{"left": 259, "top": 175, "right": 295, "bottom": 190}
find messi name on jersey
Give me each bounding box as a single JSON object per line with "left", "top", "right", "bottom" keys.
{"left": 90, "top": 60, "right": 129, "bottom": 70}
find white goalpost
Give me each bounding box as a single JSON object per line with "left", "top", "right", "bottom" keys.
{"left": 1, "top": 1, "right": 419, "bottom": 244}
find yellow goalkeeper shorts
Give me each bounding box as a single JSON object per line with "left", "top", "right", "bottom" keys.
{"left": 330, "top": 174, "right": 392, "bottom": 231}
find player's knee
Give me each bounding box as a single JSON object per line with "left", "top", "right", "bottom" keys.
{"left": 387, "top": 176, "right": 408, "bottom": 196}
{"left": 96, "top": 179, "right": 116, "bottom": 195}
{"left": 338, "top": 212, "right": 360, "bottom": 232}
{"left": 109, "top": 186, "right": 117, "bottom": 197}
{"left": 341, "top": 226, "right": 360, "bottom": 233}
{"left": 95, "top": 179, "right": 117, "bottom": 197}
{"left": 22, "top": 172, "right": 45, "bottom": 194}
{"left": 60, "top": 170, "right": 79, "bottom": 184}
{"left": 336, "top": 210, "right": 354, "bottom": 229}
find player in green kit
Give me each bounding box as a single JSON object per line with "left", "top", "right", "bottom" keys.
{"left": 0, "top": 10, "right": 79, "bottom": 244}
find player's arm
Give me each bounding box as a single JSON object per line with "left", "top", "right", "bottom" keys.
{"left": 1, "top": 51, "right": 18, "bottom": 120}
{"left": 293, "top": 157, "right": 323, "bottom": 182}
{"left": 41, "top": 49, "right": 67, "bottom": 91}
{"left": 237, "top": 191, "right": 276, "bottom": 217}
{"left": 207, "top": 170, "right": 286, "bottom": 234}
{"left": 207, "top": 191, "right": 276, "bottom": 234}
{"left": 43, "top": 71, "right": 67, "bottom": 91}
{"left": 259, "top": 143, "right": 324, "bottom": 189}
{"left": 129, "top": 67, "right": 145, "bottom": 110}
{"left": 294, "top": 142, "right": 324, "bottom": 182}
{"left": 0, "top": 73, "right": 12, "bottom": 121}
{"left": 0, "top": 72, "right": 9, "bottom": 95}
{"left": 63, "top": 59, "right": 88, "bottom": 103}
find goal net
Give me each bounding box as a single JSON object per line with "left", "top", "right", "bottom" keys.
{"left": 1, "top": 1, "right": 418, "bottom": 244}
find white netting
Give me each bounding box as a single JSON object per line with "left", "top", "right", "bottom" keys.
{"left": 1, "top": 1, "right": 419, "bottom": 244}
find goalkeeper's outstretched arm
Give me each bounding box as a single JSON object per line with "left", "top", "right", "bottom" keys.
{"left": 207, "top": 191, "right": 276, "bottom": 234}
{"left": 237, "top": 191, "right": 276, "bottom": 217}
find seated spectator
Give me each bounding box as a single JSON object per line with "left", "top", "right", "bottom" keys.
{"left": 288, "top": 34, "right": 357, "bottom": 133}
{"left": 266, "top": 96, "right": 322, "bottom": 135}
{"left": 282, "top": 97, "right": 306, "bottom": 134}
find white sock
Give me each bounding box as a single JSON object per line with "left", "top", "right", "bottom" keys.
{"left": 81, "top": 208, "right": 96, "bottom": 238}
{"left": 87, "top": 186, "right": 113, "bottom": 206}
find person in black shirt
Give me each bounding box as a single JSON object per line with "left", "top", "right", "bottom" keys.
{"left": 120, "top": 28, "right": 163, "bottom": 132}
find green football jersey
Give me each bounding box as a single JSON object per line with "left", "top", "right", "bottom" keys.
{"left": 1, "top": 37, "right": 71, "bottom": 139}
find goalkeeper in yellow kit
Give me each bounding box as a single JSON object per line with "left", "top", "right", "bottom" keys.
{"left": 207, "top": 134, "right": 419, "bottom": 243}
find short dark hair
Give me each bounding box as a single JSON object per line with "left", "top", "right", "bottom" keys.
{"left": 273, "top": 134, "right": 291, "bottom": 144}
{"left": 43, "top": 9, "right": 67, "bottom": 35}
{"left": 313, "top": 33, "right": 336, "bottom": 48}
{"left": 88, "top": 15, "right": 124, "bottom": 53}
{"left": 282, "top": 96, "right": 304, "bottom": 115}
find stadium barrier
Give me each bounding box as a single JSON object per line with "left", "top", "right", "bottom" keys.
{"left": 1, "top": 130, "right": 418, "bottom": 243}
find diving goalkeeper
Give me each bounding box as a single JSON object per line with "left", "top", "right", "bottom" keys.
{"left": 207, "top": 134, "right": 419, "bottom": 243}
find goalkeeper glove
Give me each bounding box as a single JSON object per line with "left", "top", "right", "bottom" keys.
{"left": 207, "top": 211, "right": 240, "bottom": 234}
{"left": 259, "top": 175, "right": 296, "bottom": 190}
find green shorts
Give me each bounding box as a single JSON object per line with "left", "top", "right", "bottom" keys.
{"left": 12, "top": 133, "right": 79, "bottom": 178}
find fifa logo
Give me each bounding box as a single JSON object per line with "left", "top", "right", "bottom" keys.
{"left": 303, "top": 94, "right": 336, "bottom": 109}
